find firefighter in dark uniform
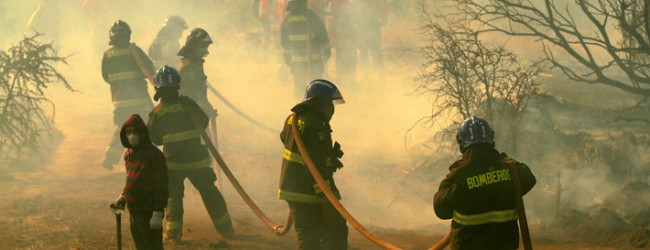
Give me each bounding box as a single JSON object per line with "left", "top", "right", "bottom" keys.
{"left": 281, "top": 0, "right": 331, "bottom": 100}
{"left": 148, "top": 15, "right": 187, "bottom": 69}
{"left": 101, "top": 20, "right": 155, "bottom": 170}
{"left": 279, "top": 79, "right": 348, "bottom": 250}
{"left": 434, "top": 116, "right": 536, "bottom": 250}
{"left": 177, "top": 28, "right": 217, "bottom": 119}
{"left": 147, "top": 66, "right": 233, "bottom": 245}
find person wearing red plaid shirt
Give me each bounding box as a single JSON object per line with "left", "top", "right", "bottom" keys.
{"left": 114, "top": 114, "right": 168, "bottom": 250}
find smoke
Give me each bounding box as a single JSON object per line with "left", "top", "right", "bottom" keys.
{"left": 3, "top": 1, "right": 647, "bottom": 244}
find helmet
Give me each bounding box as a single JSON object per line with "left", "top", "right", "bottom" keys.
{"left": 303, "top": 79, "right": 345, "bottom": 104}
{"left": 286, "top": 0, "right": 308, "bottom": 11}
{"left": 457, "top": 115, "right": 495, "bottom": 151}
{"left": 153, "top": 65, "right": 181, "bottom": 89}
{"left": 178, "top": 28, "right": 213, "bottom": 56}
{"left": 164, "top": 15, "right": 187, "bottom": 29}
{"left": 185, "top": 28, "right": 212, "bottom": 48}
{"left": 109, "top": 20, "right": 131, "bottom": 39}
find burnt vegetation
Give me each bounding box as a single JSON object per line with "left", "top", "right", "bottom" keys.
{"left": 412, "top": 1, "right": 650, "bottom": 247}
{"left": 0, "top": 34, "right": 72, "bottom": 165}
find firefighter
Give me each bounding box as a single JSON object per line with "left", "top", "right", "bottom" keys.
{"left": 353, "top": 0, "right": 387, "bottom": 72}
{"left": 281, "top": 0, "right": 332, "bottom": 100}
{"left": 147, "top": 66, "right": 233, "bottom": 245}
{"left": 279, "top": 79, "right": 347, "bottom": 249}
{"left": 177, "top": 28, "right": 217, "bottom": 119}
{"left": 433, "top": 116, "right": 537, "bottom": 250}
{"left": 101, "top": 20, "right": 155, "bottom": 170}
{"left": 114, "top": 114, "right": 168, "bottom": 250}
{"left": 148, "top": 15, "right": 187, "bottom": 69}
{"left": 329, "top": 0, "right": 358, "bottom": 87}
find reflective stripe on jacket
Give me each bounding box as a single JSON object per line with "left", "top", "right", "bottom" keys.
{"left": 278, "top": 110, "right": 340, "bottom": 204}
{"left": 101, "top": 44, "right": 154, "bottom": 104}
{"left": 148, "top": 96, "right": 211, "bottom": 169}
{"left": 280, "top": 9, "right": 330, "bottom": 64}
{"left": 433, "top": 149, "right": 536, "bottom": 250}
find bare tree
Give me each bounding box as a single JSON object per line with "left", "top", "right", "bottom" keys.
{"left": 456, "top": 0, "right": 650, "bottom": 99}
{"left": 414, "top": 6, "right": 540, "bottom": 151}
{"left": 0, "top": 34, "right": 72, "bottom": 162}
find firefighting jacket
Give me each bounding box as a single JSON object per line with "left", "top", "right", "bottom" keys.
{"left": 434, "top": 145, "right": 536, "bottom": 250}
{"left": 101, "top": 43, "right": 155, "bottom": 110}
{"left": 278, "top": 107, "right": 343, "bottom": 204}
{"left": 119, "top": 114, "right": 168, "bottom": 212}
{"left": 147, "top": 96, "right": 211, "bottom": 170}
{"left": 280, "top": 8, "right": 331, "bottom": 65}
{"left": 178, "top": 57, "right": 216, "bottom": 118}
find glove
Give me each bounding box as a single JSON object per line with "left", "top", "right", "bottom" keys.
{"left": 333, "top": 142, "right": 344, "bottom": 159}
{"left": 114, "top": 194, "right": 126, "bottom": 210}
{"left": 150, "top": 211, "right": 164, "bottom": 229}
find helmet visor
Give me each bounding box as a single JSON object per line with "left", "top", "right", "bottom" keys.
{"left": 331, "top": 89, "right": 345, "bottom": 104}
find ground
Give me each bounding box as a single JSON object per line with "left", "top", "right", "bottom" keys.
{"left": 0, "top": 47, "right": 626, "bottom": 249}
{"left": 1, "top": 5, "right": 648, "bottom": 248}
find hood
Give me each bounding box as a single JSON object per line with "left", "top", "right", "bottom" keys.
{"left": 120, "top": 114, "right": 152, "bottom": 149}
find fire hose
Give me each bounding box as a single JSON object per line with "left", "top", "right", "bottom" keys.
{"left": 185, "top": 103, "right": 293, "bottom": 235}
{"left": 507, "top": 162, "right": 533, "bottom": 250}
{"left": 290, "top": 113, "right": 450, "bottom": 250}
{"left": 131, "top": 45, "right": 454, "bottom": 246}
{"left": 206, "top": 83, "right": 277, "bottom": 134}
{"left": 130, "top": 45, "right": 293, "bottom": 235}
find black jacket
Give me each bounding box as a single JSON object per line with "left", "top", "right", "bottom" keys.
{"left": 278, "top": 106, "right": 342, "bottom": 203}
{"left": 280, "top": 8, "right": 331, "bottom": 65}
{"left": 433, "top": 144, "right": 536, "bottom": 250}
{"left": 147, "top": 96, "right": 211, "bottom": 170}
{"left": 101, "top": 43, "right": 154, "bottom": 105}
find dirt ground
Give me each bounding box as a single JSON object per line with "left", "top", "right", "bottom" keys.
{"left": 1, "top": 6, "right": 644, "bottom": 247}
{"left": 0, "top": 51, "right": 624, "bottom": 250}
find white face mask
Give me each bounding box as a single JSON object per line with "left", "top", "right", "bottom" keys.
{"left": 127, "top": 134, "right": 139, "bottom": 147}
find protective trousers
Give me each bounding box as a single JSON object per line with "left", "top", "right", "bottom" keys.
{"left": 130, "top": 211, "right": 164, "bottom": 250}
{"left": 288, "top": 201, "right": 348, "bottom": 250}
{"left": 165, "top": 167, "right": 233, "bottom": 239}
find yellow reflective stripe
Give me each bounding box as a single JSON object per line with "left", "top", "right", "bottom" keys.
{"left": 162, "top": 130, "right": 201, "bottom": 144}
{"left": 213, "top": 213, "right": 231, "bottom": 226}
{"left": 165, "top": 220, "right": 182, "bottom": 231}
{"left": 105, "top": 48, "right": 131, "bottom": 58}
{"left": 284, "top": 148, "right": 305, "bottom": 165}
{"left": 313, "top": 180, "right": 331, "bottom": 194}
{"left": 452, "top": 209, "right": 518, "bottom": 226}
{"left": 287, "top": 114, "right": 304, "bottom": 131}
{"left": 278, "top": 189, "right": 322, "bottom": 203}
{"left": 289, "top": 34, "right": 312, "bottom": 41}
{"left": 291, "top": 53, "right": 322, "bottom": 62}
{"left": 288, "top": 15, "right": 307, "bottom": 22}
{"left": 112, "top": 97, "right": 151, "bottom": 108}
{"left": 108, "top": 71, "right": 142, "bottom": 82}
{"left": 166, "top": 158, "right": 211, "bottom": 170}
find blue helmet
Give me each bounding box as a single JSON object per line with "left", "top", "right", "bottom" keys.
{"left": 303, "top": 79, "right": 345, "bottom": 104}
{"left": 457, "top": 115, "right": 495, "bottom": 150}
{"left": 153, "top": 65, "right": 181, "bottom": 89}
